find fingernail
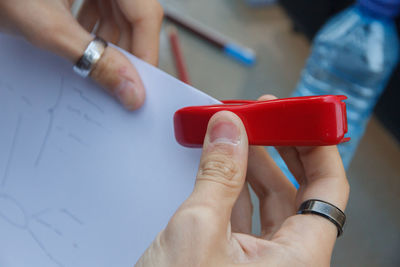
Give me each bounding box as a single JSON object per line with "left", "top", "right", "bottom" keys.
{"left": 209, "top": 120, "right": 240, "bottom": 145}
{"left": 115, "top": 79, "right": 136, "bottom": 109}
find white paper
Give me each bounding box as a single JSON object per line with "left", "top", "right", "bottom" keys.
{"left": 0, "top": 34, "right": 219, "bottom": 267}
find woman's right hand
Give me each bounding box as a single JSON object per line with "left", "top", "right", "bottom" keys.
{"left": 136, "top": 95, "right": 350, "bottom": 267}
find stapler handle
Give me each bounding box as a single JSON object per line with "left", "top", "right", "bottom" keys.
{"left": 174, "top": 95, "right": 350, "bottom": 148}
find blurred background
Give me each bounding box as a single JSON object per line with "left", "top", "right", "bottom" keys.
{"left": 158, "top": 0, "right": 400, "bottom": 266}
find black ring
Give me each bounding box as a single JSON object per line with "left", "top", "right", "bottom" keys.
{"left": 297, "top": 199, "right": 346, "bottom": 237}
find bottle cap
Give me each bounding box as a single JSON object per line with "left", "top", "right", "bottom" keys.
{"left": 358, "top": 0, "right": 400, "bottom": 18}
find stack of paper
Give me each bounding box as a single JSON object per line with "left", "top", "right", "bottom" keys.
{"left": 0, "top": 34, "right": 219, "bottom": 267}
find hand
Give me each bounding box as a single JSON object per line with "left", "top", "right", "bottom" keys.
{"left": 136, "top": 95, "right": 350, "bottom": 267}
{"left": 0, "top": 0, "right": 163, "bottom": 110}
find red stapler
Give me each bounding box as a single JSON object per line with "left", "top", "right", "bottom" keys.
{"left": 174, "top": 95, "right": 350, "bottom": 147}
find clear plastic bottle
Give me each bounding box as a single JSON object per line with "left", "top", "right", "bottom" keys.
{"left": 272, "top": 0, "right": 400, "bottom": 185}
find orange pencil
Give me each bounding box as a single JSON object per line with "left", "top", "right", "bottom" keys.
{"left": 167, "top": 26, "right": 191, "bottom": 85}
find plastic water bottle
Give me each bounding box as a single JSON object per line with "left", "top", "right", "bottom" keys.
{"left": 271, "top": 0, "right": 400, "bottom": 187}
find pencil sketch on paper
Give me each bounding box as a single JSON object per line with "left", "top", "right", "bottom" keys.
{"left": 0, "top": 193, "right": 84, "bottom": 267}
{"left": 21, "top": 95, "right": 32, "bottom": 106}
{"left": 73, "top": 87, "right": 104, "bottom": 114}
{"left": 66, "top": 104, "right": 107, "bottom": 131}
{"left": 0, "top": 79, "right": 14, "bottom": 92}
{"left": 1, "top": 114, "right": 23, "bottom": 188}
{"left": 35, "top": 77, "right": 65, "bottom": 167}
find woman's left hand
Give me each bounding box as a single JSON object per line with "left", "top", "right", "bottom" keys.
{"left": 0, "top": 0, "right": 163, "bottom": 110}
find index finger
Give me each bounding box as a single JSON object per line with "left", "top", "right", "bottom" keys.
{"left": 272, "top": 145, "right": 349, "bottom": 255}
{"left": 116, "top": 0, "right": 163, "bottom": 65}
{"left": 296, "top": 146, "right": 349, "bottom": 211}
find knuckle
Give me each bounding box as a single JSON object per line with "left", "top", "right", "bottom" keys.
{"left": 90, "top": 52, "right": 111, "bottom": 86}
{"left": 278, "top": 147, "right": 292, "bottom": 158}
{"left": 200, "top": 154, "right": 238, "bottom": 180}
{"left": 171, "top": 204, "right": 220, "bottom": 233}
{"left": 133, "top": 1, "right": 164, "bottom": 23}
{"left": 152, "top": 2, "right": 164, "bottom": 20}
{"left": 90, "top": 48, "right": 126, "bottom": 91}
{"left": 164, "top": 204, "right": 221, "bottom": 258}
{"left": 198, "top": 152, "right": 242, "bottom": 189}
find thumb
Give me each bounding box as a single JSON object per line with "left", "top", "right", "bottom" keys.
{"left": 28, "top": 12, "right": 145, "bottom": 110}
{"left": 188, "top": 111, "right": 249, "bottom": 227}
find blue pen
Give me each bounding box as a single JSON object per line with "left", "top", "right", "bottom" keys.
{"left": 165, "top": 9, "right": 256, "bottom": 66}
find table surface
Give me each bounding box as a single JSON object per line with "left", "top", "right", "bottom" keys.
{"left": 159, "top": 1, "right": 400, "bottom": 266}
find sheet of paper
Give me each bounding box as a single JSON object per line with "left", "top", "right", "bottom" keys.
{"left": 0, "top": 34, "right": 219, "bottom": 267}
